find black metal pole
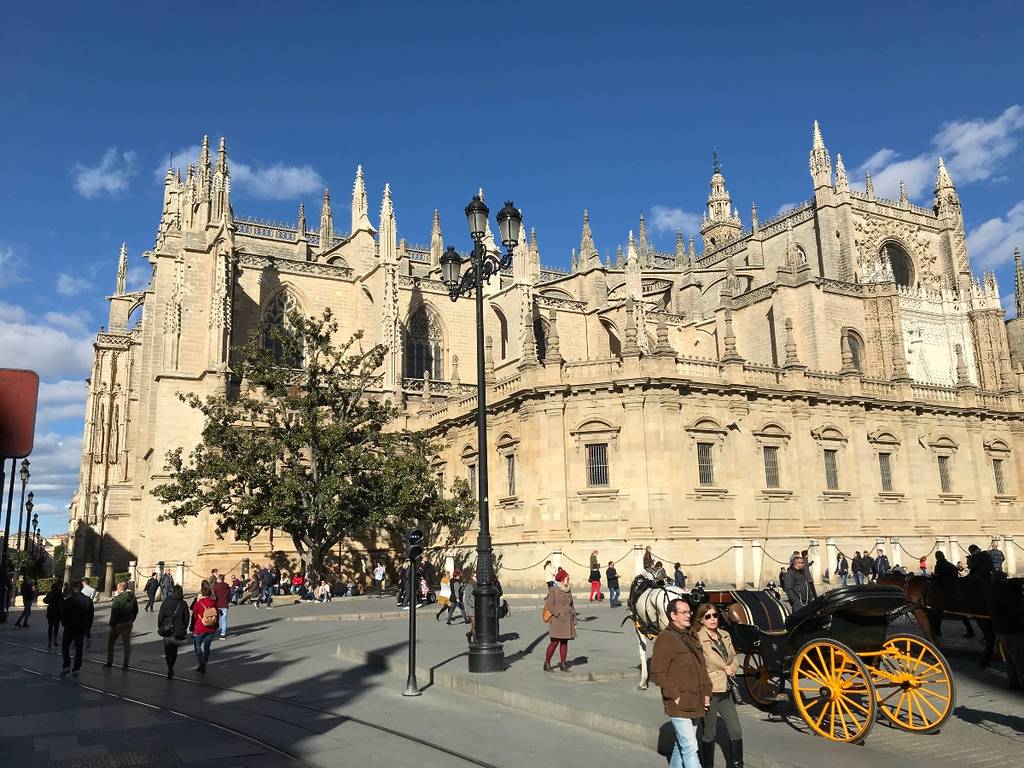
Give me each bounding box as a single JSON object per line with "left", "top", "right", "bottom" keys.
{"left": 21, "top": 506, "right": 32, "bottom": 573}
{"left": 403, "top": 560, "right": 421, "bottom": 696}
{"left": 468, "top": 240, "right": 504, "bottom": 673}
{"left": 0, "top": 459, "right": 12, "bottom": 619}
{"left": 0, "top": 460, "right": 16, "bottom": 617}
{"left": 14, "top": 473, "right": 25, "bottom": 552}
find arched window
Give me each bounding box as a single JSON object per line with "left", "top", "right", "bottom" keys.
{"left": 883, "top": 242, "right": 914, "bottom": 288}
{"left": 492, "top": 306, "right": 509, "bottom": 360}
{"left": 127, "top": 303, "right": 143, "bottom": 331}
{"left": 262, "top": 291, "right": 302, "bottom": 366}
{"left": 405, "top": 305, "right": 444, "bottom": 380}
{"left": 533, "top": 317, "right": 549, "bottom": 362}
{"left": 601, "top": 320, "right": 622, "bottom": 358}
{"left": 842, "top": 328, "right": 865, "bottom": 372}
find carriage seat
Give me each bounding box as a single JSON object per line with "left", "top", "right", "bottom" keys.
{"left": 784, "top": 585, "right": 906, "bottom": 632}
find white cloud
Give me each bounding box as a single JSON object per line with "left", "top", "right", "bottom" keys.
{"left": 233, "top": 161, "right": 324, "bottom": 200}
{"left": 0, "top": 305, "right": 94, "bottom": 380}
{"left": 966, "top": 200, "right": 1024, "bottom": 270}
{"left": 649, "top": 206, "right": 701, "bottom": 235}
{"left": 126, "top": 263, "right": 151, "bottom": 292}
{"left": 27, "top": 431, "right": 84, "bottom": 532}
{"left": 154, "top": 145, "right": 201, "bottom": 181}
{"left": 0, "top": 243, "right": 25, "bottom": 284}
{"left": 73, "top": 148, "right": 137, "bottom": 198}
{"left": 44, "top": 310, "right": 93, "bottom": 335}
{"left": 854, "top": 106, "right": 1024, "bottom": 202}
{"left": 56, "top": 273, "right": 92, "bottom": 296}
{"left": 775, "top": 202, "right": 799, "bottom": 216}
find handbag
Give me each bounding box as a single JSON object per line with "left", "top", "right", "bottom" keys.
{"left": 542, "top": 605, "right": 553, "bottom": 623}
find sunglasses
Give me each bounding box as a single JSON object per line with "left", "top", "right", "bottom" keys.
{"left": 701, "top": 612, "right": 719, "bottom": 620}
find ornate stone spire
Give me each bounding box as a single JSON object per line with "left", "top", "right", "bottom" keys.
{"left": 544, "top": 310, "right": 562, "bottom": 365}
{"left": 1014, "top": 246, "right": 1023, "bottom": 318}
{"left": 720, "top": 308, "right": 743, "bottom": 363}
{"left": 197, "top": 135, "right": 212, "bottom": 203}
{"left": 809, "top": 120, "right": 832, "bottom": 190}
{"left": 570, "top": 248, "right": 578, "bottom": 273}
{"left": 954, "top": 343, "right": 970, "bottom": 387}
{"left": 622, "top": 298, "right": 640, "bottom": 358}
{"left": 688, "top": 237, "right": 696, "bottom": 262}
{"left": 626, "top": 230, "right": 642, "bottom": 302}
{"left": 865, "top": 170, "right": 875, "bottom": 200}
{"left": 935, "top": 156, "right": 954, "bottom": 193}
{"left": 212, "top": 137, "right": 231, "bottom": 220}
{"left": 783, "top": 318, "right": 803, "bottom": 369}
{"left": 654, "top": 312, "right": 674, "bottom": 355}
{"left": 351, "top": 165, "right": 374, "bottom": 233}
{"left": 115, "top": 242, "right": 128, "bottom": 295}
{"left": 450, "top": 354, "right": 461, "bottom": 388}
{"left": 429, "top": 209, "right": 443, "bottom": 268}
{"left": 899, "top": 179, "right": 909, "bottom": 206}
{"left": 296, "top": 202, "right": 307, "bottom": 239}
{"left": 615, "top": 244, "right": 623, "bottom": 269}
{"left": 700, "top": 150, "right": 742, "bottom": 250}
{"left": 834, "top": 153, "right": 849, "bottom": 194}
{"left": 318, "top": 188, "right": 333, "bottom": 255}
{"left": 674, "top": 229, "right": 687, "bottom": 268}
{"left": 638, "top": 214, "right": 650, "bottom": 266}
{"left": 933, "top": 156, "right": 961, "bottom": 222}
{"left": 579, "top": 210, "right": 598, "bottom": 270}
{"left": 484, "top": 335, "right": 496, "bottom": 383}
{"left": 750, "top": 202, "right": 759, "bottom": 234}
{"left": 784, "top": 220, "right": 797, "bottom": 268}
{"left": 519, "top": 288, "right": 538, "bottom": 370}
{"left": 378, "top": 182, "right": 397, "bottom": 264}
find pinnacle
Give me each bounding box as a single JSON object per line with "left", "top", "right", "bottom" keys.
{"left": 935, "top": 155, "right": 955, "bottom": 190}
{"left": 322, "top": 188, "right": 330, "bottom": 204}
{"left": 812, "top": 120, "right": 825, "bottom": 150}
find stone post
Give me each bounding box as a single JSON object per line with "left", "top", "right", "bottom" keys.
{"left": 825, "top": 538, "right": 838, "bottom": 582}
{"left": 104, "top": 561, "right": 114, "bottom": 596}
{"left": 889, "top": 537, "right": 902, "bottom": 569}
{"left": 948, "top": 536, "right": 960, "bottom": 567}
{"left": 1005, "top": 536, "right": 1017, "bottom": 576}
{"left": 553, "top": 548, "right": 563, "bottom": 574}
{"left": 84, "top": 562, "right": 93, "bottom": 580}
{"left": 128, "top": 560, "right": 137, "bottom": 589}
{"left": 810, "top": 540, "right": 824, "bottom": 586}
{"left": 63, "top": 562, "right": 72, "bottom": 585}
{"left": 175, "top": 561, "right": 185, "bottom": 588}
{"left": 633, "top": 544, "right": 645, "bottom": 579}
{"left": 733, "top": 540, "right": 744, "bottom": 589}
{"left": 242, "top": 558, "right": 250, "bottom": 580}
{"left": 751, "top": 540, "right": 765, "bottom": 589}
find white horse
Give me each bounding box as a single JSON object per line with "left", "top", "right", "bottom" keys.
{"left": 626, "top": 575, "right": 688, "bottom": 690}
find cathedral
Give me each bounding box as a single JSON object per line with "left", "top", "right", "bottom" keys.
{"left": 69, "top": 123, "right": 1024, "bottom": 589}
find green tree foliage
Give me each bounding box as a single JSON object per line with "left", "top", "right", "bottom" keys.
{"left": 51, "top": 543, "right": 67, "bottom": 579}
{"left": 153, "top": 309, "right": 473, "bottom": 582}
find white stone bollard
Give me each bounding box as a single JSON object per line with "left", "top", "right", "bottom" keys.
{"left": 752, "top": 541, "right": 765, "bottom": 589}
{"left": 1006, "top": 536, "right": 1018, "bottom": 576}
{"left": 733, "top": 540, "right": 744, "bottom": 589}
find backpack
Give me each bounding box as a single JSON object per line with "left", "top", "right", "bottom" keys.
{"left": 158, "top": 602, "right": 184, "bottom": 637}
{"left": 201, "top": 602, "right": 219, "bottom": 627}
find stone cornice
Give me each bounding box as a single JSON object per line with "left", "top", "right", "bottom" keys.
{"left": 237, "top": 252, "right": 353, "bottom": 279}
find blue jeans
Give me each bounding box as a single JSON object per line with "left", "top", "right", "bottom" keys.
{"left": 609, "top": 587, "right": 620, "bottom": 605}
{"left": 668, "top": 716, "right": 701, "bottom": 768}
{"left": 218, "top": 608, "right": 228, "bottom": 637}
{"left": 193, "top": 632, "right": 213, "bottom": 666}
{"left": 854, "top": 572, "right": 865, "bottom": 585}
{"left": 839, "top": 574, "right": 848, "bottom": 588}
{"left": 259, "top": 586, "right": 273, "bottom": 606}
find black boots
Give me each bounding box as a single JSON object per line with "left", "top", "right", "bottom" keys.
{"left": 728, "top": 740, "right": 743, "bottom": 768}
{"left": 699, "top": 740, "right": 716, "bottom": 768}
{"left": 543, "top": 662, "right": 554, "bottom": 672}
{"left": 558, "top": 662, "right": 569, "bottom": 673}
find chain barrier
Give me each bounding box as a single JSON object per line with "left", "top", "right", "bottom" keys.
{"left": 1013, "top": 538, "right": 1024, "bottom": 553}
{"left": 497, "top": 552, "right": 555, "bottom": 572}
{"left": 652, "top": 546, "right": 734, "bottom": 569}
{"left": 898, "top": 542, "right": 937, "bottom": 562}
{"left": 560, "top": 553, "right": 591, "bottom": 568}
{"left": 612, "top": 549, "right": 634, "bottom": 565}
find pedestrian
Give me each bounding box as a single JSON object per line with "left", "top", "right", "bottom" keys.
{"left": 446, "top": 569, "right": 469, "bottom": 625}
{"left": 436, "top": 571, "right": 451, "bottom": 621}
{"left": 674, "top": 563, "right": 686, "bottom": 589}
{"left": 875, "top": 548, "right": 891, "bottom": 577}
{"left": 919, "top": 555, "right": 928, "bottom": 575}
{"left": 143, "top": 572, "right": 159, "bottom": 612}
{"left": 290, "top": 572, "right": 304, "bottom": 595}
{"left": 782, "top": 556, "right": 817, "bottom": 609}
{"left": 588, "top": 558, "right": 602, "bottom": 602}
{"left": 156, "top": 584, "right": 190, "bottom": 680}
{"left": 653, "top": 561, "right": 668, "bottom": 581}
{"left": 43, "top": 580, "right": 63, "bottom": 648}
{"left": 104, "top": 581, "right": 138, "bottom": 669}
{"left": 543, "top": 560, "right": 555, "bottom": 589}
{"left": 862, "top": 548, "right": 876, "bottom": 582}
{"left": 989, "top": 578, "right": 1024, "bottom": 690}
{"left": 190, "top": 582, "right": 218, "bottom": 673}
{"left": 650, "top": 598, "right": 712, "bottom": 768}
{"left": 543, "top": 568, "right": 577, "bottom": 672}
{"left": 835, "top": 551, "right": 849, "bottom": 588}
{"left": 421, "top": 557, "right": 437, "bottom": 590}
{"left": 694, "top": 603, "right": 743, "bottom": 768}
{"left": 372, "top": 561, "right": 385, "bottom": 598}
{"left": 13, "top": 576, "right": 37, "bottom": 628}
{"left": 851, "top": 551, "right": 865, "bottom": 585}
{"left": 643, "top": 546, "right": 655, "bottom": 573}
{"left": 989, "top": 541, "right": 1006, "bottom": 572}
{"left": 933, "top": 550, "right": 959, "bottom": 579}
{"left": 257, "top": 563, "right": 274, "bottom": 608}
{"left": 160, "top": 569, "right": 174, "bottom": 601}
{"left": 229, "top": 575, "right": 243, "bottom": 605}
{"left": 208, "top": 568, "right": 220, "bottom": 589}
{"left": 60, "top": 581, "right": 94, "bottom": 677}
{"left": 606, "top": 561, "right": 621, "bottom": 608}
{"left": 213, "top": 573, "right": 231, "bottom": 638}
{"left": 277, "top": 570, "right": 288, "bottom": 596}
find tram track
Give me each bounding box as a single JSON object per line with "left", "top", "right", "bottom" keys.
{"left": 0, "top": 637, "right": 504, "bottom": 768}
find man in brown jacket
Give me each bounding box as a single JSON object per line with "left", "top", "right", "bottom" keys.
{"left": 650, "top": 598, "right": 712, "bottom": 768}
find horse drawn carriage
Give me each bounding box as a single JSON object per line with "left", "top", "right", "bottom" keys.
{"left": 732, "top": 585, "right": 955, "bottom": 743}
{"left": 628, "top": 577, "right": 956, "bottom": 745}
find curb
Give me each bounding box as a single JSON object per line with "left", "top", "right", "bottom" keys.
{"left": 334, "top": 642, "right": 790, "bottom": 768}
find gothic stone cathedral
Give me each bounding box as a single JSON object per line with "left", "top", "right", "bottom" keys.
{"left": 70, "top": 124, "right": 1024, "bottom": 588}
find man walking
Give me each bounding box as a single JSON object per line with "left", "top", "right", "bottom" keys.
{"left": 606, "top": 561, "right": 621, "bottom": 608}
{"left": 13, "top": 576, "right": 36, "bottom": 628}
{"left": 875, "top": 548, "right": 891, "bottom": 578}
{"left": 61, "top": 581, "right": 94, "bottom": 676}
{"left": 673, "top": 563, "right": 686, "bottom": 589}
{"left": 143, "top": 572, "right": 159, "bottom": 612}
{"left": 650, "top": 598, "right": 712, "bottom": 768}
{"left": 104, "top": 581, "right": 138, "bottom": 669}
{"left": 989, "top": 541, "right": 1006, "bottom": 573}
{"left": 257, "top": 564, "right": 274, "bottom": 609}
{"left": 213, "top": 574, "right": 231, "bottom": 638}
{"left": 783, "top": 556, "right": 817, "bottom": 610}
{"left": 160, "top": 569, "right": 174, "bottom": 601}
{"left": 836, "top": 551, "right": 849, "bottom": 588}
{"left": 372, "top": 561, "right": 385, "bottom": 598}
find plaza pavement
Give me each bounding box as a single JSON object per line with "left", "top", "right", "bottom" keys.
{"left": 0, "top": 589, "right": 1021, "bottom": 768}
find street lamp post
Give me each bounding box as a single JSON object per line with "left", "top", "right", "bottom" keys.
{"left": 22, "top": 495, "right": 34, "bottom": 573}
{"left": 30, "top": 511, "right": 38, "bottom": 558}
{"left": 15, "top": 460, "right": 29, "bottom": 551}
{"left": 441, "top": 195, "right": 522, "bottom": 674}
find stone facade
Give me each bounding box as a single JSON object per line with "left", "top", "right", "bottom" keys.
{"left": 68, "top": 125, "right": 1024, "bottom": 589}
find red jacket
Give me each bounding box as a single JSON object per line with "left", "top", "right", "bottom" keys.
{"left": 213, "top": 581, "right": 231, "bottom": 609}
{"left": 192, "top": 596, "right": 218, "bottom": 635}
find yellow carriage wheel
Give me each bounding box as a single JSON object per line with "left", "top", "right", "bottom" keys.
{"left": 872, "top": 634, "right": 955, "bottom": 733}
{"left": 742, "top": 652, "right": 777, "bottom": 710}
{"left": 791, "top": 639, "right": 876, "bottom": 744}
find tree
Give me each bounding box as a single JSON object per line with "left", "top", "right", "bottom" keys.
{"left": 153, "top": 309, "right": 473, "bottom": 582}
{"left": 51, "top": 543, "right": 67, "bottom": 579}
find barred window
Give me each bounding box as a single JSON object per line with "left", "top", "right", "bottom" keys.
{"left": 824, "top": 449, "right": 839, "bottom": 490}
{"left": 468, "top": 463, "right": 477, "bottom": 499}
{"left": 878, "top": 452, "right": 893, "bottom": 492}
{"left": 697, "top": 442, "right": 715, "bottom": 486}
{"left": 937, "top": 455, "right": 952, "bottom": 493}
{"left": 506, "top": 454, "right": 516, "bottom": 497}
{"left": 586, "top": 443, "right": 609, "bottom": 487}
{"left": 993, "top": 458, "right": 1005, "bottom": 495}
{"left": 762, "top": 446, "right": 780, "bottom": 489}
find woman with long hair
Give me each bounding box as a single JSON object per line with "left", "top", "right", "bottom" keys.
{"left": 190, "top": 582, "right": 218, "bottom": 674}
{"left": 693, "top": 603, "right": 743, "bottom": 768}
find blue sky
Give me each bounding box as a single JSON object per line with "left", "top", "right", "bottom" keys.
{"left": 2, "top": 2, "right": 1024, "bottom": 533}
